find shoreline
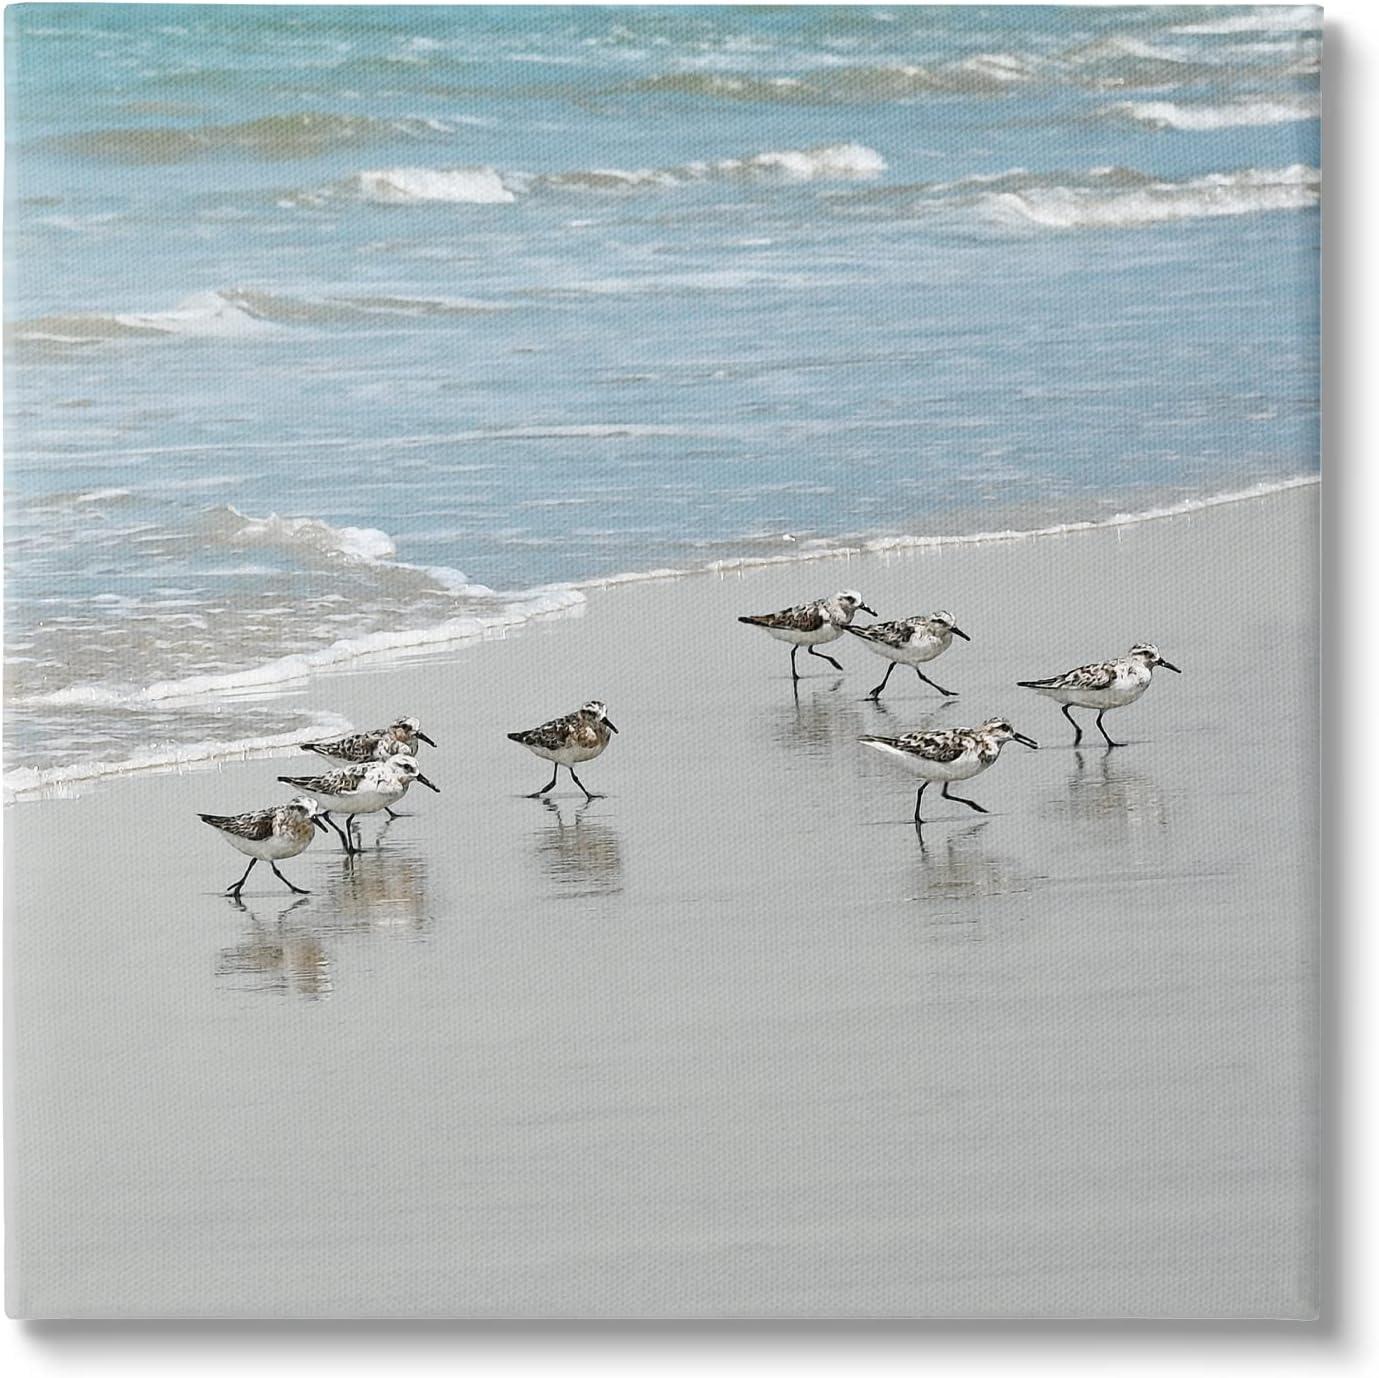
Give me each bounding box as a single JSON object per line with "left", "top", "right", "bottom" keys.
{"left": 3, "top": 474, "right": 1319, "bottom": 803}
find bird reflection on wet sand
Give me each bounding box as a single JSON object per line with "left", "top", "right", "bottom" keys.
{"left": 216, "top": 845, "right": 432, "bottom": 999}
{"left": 907, "top": 822, "right": 1042, "bottom": 933}
{"left": 1051, "top": 749, "right": 1170, "bottom": 829}
{"left": 773, "top": 678, "right": 866, "bottom": 756}
{"left": 215, "top": 897, "right": 331, "bottom": 999}
{"left": 533, "top": 798, "right": 624, "bottom": 897}
{"left": 323, "top": 839, "right": 432, "bottom": 936}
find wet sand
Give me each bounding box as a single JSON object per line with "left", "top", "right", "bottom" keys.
{"left": 5, "top": 484, "right": 1317, "bottom": 1318}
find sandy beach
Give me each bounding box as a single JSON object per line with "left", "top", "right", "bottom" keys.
{"left": 5, "top": 483, "right": 1317, "bottom": 1318}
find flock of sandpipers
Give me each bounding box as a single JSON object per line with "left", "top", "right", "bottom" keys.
{"left": 198, "top": 587, "right": 1179, "bottom": 897}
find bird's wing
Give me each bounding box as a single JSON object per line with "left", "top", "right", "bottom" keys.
{"left": 848, "top": 620, "right": 913, "bottom": 648}
{"left": 510, "top": 713, "right": 577, "bottom": 750}
{"left": 742, "top": 601, "right": 826, "bottom": 632}
{"left": 895, "top": 730, "right": 969, "bottom": 763}
{"left": 1054, "top": 660, "right": 1117, "bottom": 690}
{"left": 199, "top": 808, "right": 276, "bottom": 841}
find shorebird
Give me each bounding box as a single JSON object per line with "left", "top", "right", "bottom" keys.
{"left": 299, "top": 715, "right": 435, "bottom": 763}
{"left": 508, "top": 700, "right": 618, "bottom": 802}
{"left": 1017, "top": 642, "right": 1180, "bottom": 747}
{"left": 276, "top": 756, "right": 439, "bottom": 853}
{"left": 860, "top": 718, "right": 1038, "bottom": 826}
{"left": 737, "top": 590, "right": 877, "bottom": 679}
{"left": 198, "top": 795, "right": 329, "bottom": 897}
{"left": 843, "top": 610, "right": 970, "bottom": 700}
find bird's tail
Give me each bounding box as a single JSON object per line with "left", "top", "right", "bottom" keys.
{"left": 858, "top": 734, "right": 898, "bottom": 747}
{"left": 299, "top": 742, "right": 329, "bottom": 755}
{"left": 276, "top": 775, "right": 309, "bottom": 787}
{"left": 1017, "top": 678, "right": 1055, "bottom": 689}
{"left": 506, "top": 731, "right": 527, "bottom": 743}
{"left": 737, "top": 614, "right": 768, "bottom": 626}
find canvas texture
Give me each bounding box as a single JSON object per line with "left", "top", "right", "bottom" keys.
{"left": 4, "top": 4, "right": 1319, "bottom": 1319}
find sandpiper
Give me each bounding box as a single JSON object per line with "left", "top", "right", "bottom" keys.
{"left": 1017, "top": 642, "right": 1180, "bottom": 747}
{"left": 737, "top": 590, "right": 877, "bottom": 679}
{"left": 277, "top": 756, "right": 439, "bottom": 853}
{"left": 299, "top": 715, "right": 435, "bottom": 763}
{"left": 860, "top": 718, "right": 1038, "bottom": 825}
{"left": 198, "top": 795, "right": 329, "bottom": 898}
{"left": 843, "top": 610, "right": 969, "bottom": 700}
{"left": 508, "top": 700, "right": 618, "bottom": 802}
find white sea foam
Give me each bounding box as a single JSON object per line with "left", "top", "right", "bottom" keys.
{"left": 2, "top": 715, "right": 355, "bottom": 803}
{"left": 1169, "top": 6, "right": 1321, "bottom": 35}
{"left": 300, "top": 142, "right": 887, "bottom": 206}
{"left": 350, "top": 166, "right": 516, "bottom": 204}
{"left": 1107, "top": 96, "right": 1320, "bottom": 131}
{"left": 977, "top": 164, "right": 1319, "bottom": 230}
{"left": 216, "top": 506, "right": 398, "bottom": 564}
{"left": 26, "top": 585, "right": 586, "bottom": 711}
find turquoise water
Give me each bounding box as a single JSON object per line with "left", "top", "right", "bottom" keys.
{"left": 4, "top": 4, "right": 1320, "bottom": 783}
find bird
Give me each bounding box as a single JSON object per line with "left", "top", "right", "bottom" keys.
{"left": 507, "top": 700, "right": 618, "bottom": 802}
{"left": 276, "top": 756, "right": 440, "bottom": 853}
{"left": 1017, "top": 642, "right": 1181, "bottom": 747}
{"left": 842, "top": 610, "right": 970, "bottom": 700}
{"left": 860, "top": 718, "right": 1038, "bottom": 826}
{"left": 298, "top": 715, "right": 435, "bottom": 764}
{"left": 198, "top": 795, "right": 330, "bottom": 898}
{"left": 737, "top": 590, "right": 877, "bottom": 679}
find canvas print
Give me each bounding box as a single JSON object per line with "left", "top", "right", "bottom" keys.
{"left": 4, "top": 4, "right": 1319, "bottom": 1318}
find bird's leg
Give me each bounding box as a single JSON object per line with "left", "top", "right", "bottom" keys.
{"left": 790, "top": 645, "right": 801, "bottom": 681}
{"left": 270, "top": 862, "right": 310, "bottom": 895}
{"left": 808, "top": 643, "right": 844, "bottom": 672}
{"left": 527, "top": 764, "right": 560, "bottom": 798}
{"left": 321, "top": 812, "right": 353, "bottom": 852}
{"left": 916, "top": 667, "right": 958, "bottom": 697}
{"left": 348, "top": 816, "right": 363, "bottom": 852}
{"left": 565, "top": 772, "right": 598, "bottom": 805}
{"left": 1096, "top": 709, "right": 1120, "bottom": 748}
{"left": 867, "top": 662, "right": 895, "bottom": 701}
{"left": 942, "top": 782, "right": 989, "bottom": 814}
{"left": 1062, "top": 704, "right": 1083, "bottom": 746}
{"left": 913, "top": 781, "right": 929, "bottom": 825}
{"left": 227, "top": 858, "right": 256, "bottom": 897}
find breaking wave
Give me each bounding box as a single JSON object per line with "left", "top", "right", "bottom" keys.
{"left": 7, "top": 287, "right": 512, "bottom": 351}
{"left": 1103, "top": 96, "right": 1320, "bottom": 131}
{"left": 829, "top": 162, "right": 1320, "bottom": 231}
{"left": 292, "top": 142, "right": 888, "bottom": 205}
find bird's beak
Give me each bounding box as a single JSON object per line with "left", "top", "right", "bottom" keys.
{"left": 1013, "top": 732, "right": 1039, "bottom": 749}
{"left": 1158, "top": 659, "right": 1182, "bottom": 673}
{"left": 604, "top": 718, "right": 619, "bottom": 734}
{"left": 860, "top": 604, "right": 878, "bottom": 617}
{"left": 416, "top": 731, "right": 437, "bottom": 746}
{"left": 951, "top": 626, "right": 970, "bottom": 641}
{"left": 416, "top": 773, "right": 440, "bottom": 792}
{"left": 312, "top": 816, "right": 329, "bottom": 832}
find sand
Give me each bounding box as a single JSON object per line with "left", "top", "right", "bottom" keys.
{"left": 5, "top": 484, "right": 1318, "bottom": 1318}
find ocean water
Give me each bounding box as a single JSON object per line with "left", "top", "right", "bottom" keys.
{"left": 3, "top": 4, "right": 1321, "bottom": 790}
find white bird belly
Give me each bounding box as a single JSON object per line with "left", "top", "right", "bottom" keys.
{"left": 765, "top": 620, "right": 842, "bottom": 647}
{"left": 864, "top": 741, "right": 985, "bottom": 783}
{"left": 870, "top": 635, "right": 945, "bottom": 666}
{"left": 528, "top": 740, "right": 607, "bottom": 766}
{"left": 309, "top": 783, "right": 400, "bottom": 815}
{"left": 224, "top": 830, "right": 310, "bottom": 861}
{"left": 1042, "top": 678, "right": 1147, "bottom": 709}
